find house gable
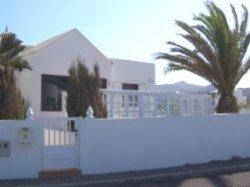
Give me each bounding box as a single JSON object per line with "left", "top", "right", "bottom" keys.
{"left": 21, "top": 29, "right": 111, "bottom": 80}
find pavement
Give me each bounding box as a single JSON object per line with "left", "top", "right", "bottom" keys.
{"left": 2, "top": 158, "right": 250, "bottom": 187}
{"left": 127, "top": 171, "right": 250, "bottom": 187}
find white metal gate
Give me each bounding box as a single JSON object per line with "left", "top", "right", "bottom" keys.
{"left": 41, "top": 118, "right": 79, "bottom": 170}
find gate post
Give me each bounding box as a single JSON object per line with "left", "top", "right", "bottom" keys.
{"left": 40, "top": 118, "right": 44, "bottom": 172}
{"left": 77, "top": 117, "right": 84, "bottom": 174}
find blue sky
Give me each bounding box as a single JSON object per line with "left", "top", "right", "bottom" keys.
{"left": 1, "top": 0, "right": 250, "bottom": 87}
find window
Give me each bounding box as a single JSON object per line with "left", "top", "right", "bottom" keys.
{"left": 101, "top": 78, "right": 107, "bottom": 89}
{"left": 0, "top": 90, "right": 4, "bottom": 108}
{"left": 122, "top": 83, "right": 138, "bottom": 90}
{"left": 128, "top": 95, "right": 139, "bottom": 107}
{"left": 41, "top": 75, "right": 68, "bottom": 111}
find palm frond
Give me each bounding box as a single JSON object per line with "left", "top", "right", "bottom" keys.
{"left": 230, "top": 4, "right": 239, "bottom": 35}
{"left": 0, "top": 32, "right": 31, "bottom": 71}
{"left": 239, "top": 5, "right": 248, "bottom": 40}
{"left": 156, "top": 2, "right": 250, "bottom": 98}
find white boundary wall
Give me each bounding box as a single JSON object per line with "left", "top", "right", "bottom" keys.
{"left": 0, "top": 114, "right": 250, "bottom": 179}
{"left": 81, "top": 114, "right": 250, "bottom": 174}
{"left": 0, "top": 120, "right": 42, "bottom": 179}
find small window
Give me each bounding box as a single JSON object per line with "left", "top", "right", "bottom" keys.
{"left": 3, "top": 143, "right": 8, "bottom": 149}
{"left": 101, "top": 79, "right": 107, "bottom": 89}
{"left": 0, "top": 140, "right": 10, "bottom": 157}
{"left": 122, "top": 83, "right": 138, "bottom": 90}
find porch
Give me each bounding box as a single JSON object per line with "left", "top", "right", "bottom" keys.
{"left": 101, "top": 89, "right": 215, "bottom": 118}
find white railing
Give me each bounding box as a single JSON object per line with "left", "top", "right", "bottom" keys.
{"left": 101, "top": 89, "right": 215, "bottom": 118}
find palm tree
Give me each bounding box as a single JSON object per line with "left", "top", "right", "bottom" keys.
{"left": 0, "top": 29, "right": 31, "bottom": 71}
{"left": 156, "top": 2, "right": 250, "bottom": 113}
{"left": 0, "top": 29, "right": 31, "bottom": 119}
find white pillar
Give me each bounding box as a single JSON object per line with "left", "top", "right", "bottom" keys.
{"left": 139, "top": 93, "right": 144, "bottom": 117}
{"left": 110, "top": 92, "right": 114, "bottom": 118}
{"left": 124, "top": 93, "right": 129, "bottom": 118}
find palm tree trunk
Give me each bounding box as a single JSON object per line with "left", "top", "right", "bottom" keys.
{"left": 216, "top": 95, "right": 239, "bottom": 113}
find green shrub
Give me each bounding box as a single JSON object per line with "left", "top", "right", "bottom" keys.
{"left": 66, "top": 58, "right": 107, "bottom": 118}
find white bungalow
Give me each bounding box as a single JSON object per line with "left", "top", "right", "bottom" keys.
{"left": 16, "top": 28, "right": 218, "bottom": 118}
{"left": 17, "top": 29, "right": 155, "bottom": 118}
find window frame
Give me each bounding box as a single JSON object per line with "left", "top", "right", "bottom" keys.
{"left": 41, "top": 74, "right": 68, "bottom": 112}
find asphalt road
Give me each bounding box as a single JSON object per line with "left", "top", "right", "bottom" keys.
{"left": 108, "top": 171, "right": 250, "bottom": 187}
{"left": 2, "top": 171, "right": 250, "bottom": 187}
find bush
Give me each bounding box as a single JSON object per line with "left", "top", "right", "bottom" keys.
{"left": 66, "top": 58, "right": 107, "bottom": 118}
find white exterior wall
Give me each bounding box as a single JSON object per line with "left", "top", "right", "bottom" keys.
{"left": 234, "top": 89, "right": 247, "bottom": 106}
{"left": 19, "top": 30, "right": 112, "bottom": 118}
{"left": 81, "top": 114, "right": 250, "bottom": 174}
{"left": 0, "top": 120, "right": 42, "bottom": 179}
{"left": 110, "top": 59, "right": 155, "bottom": 90}
{"left": 16, "top": 61, "right": 32, "bottom": 106}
